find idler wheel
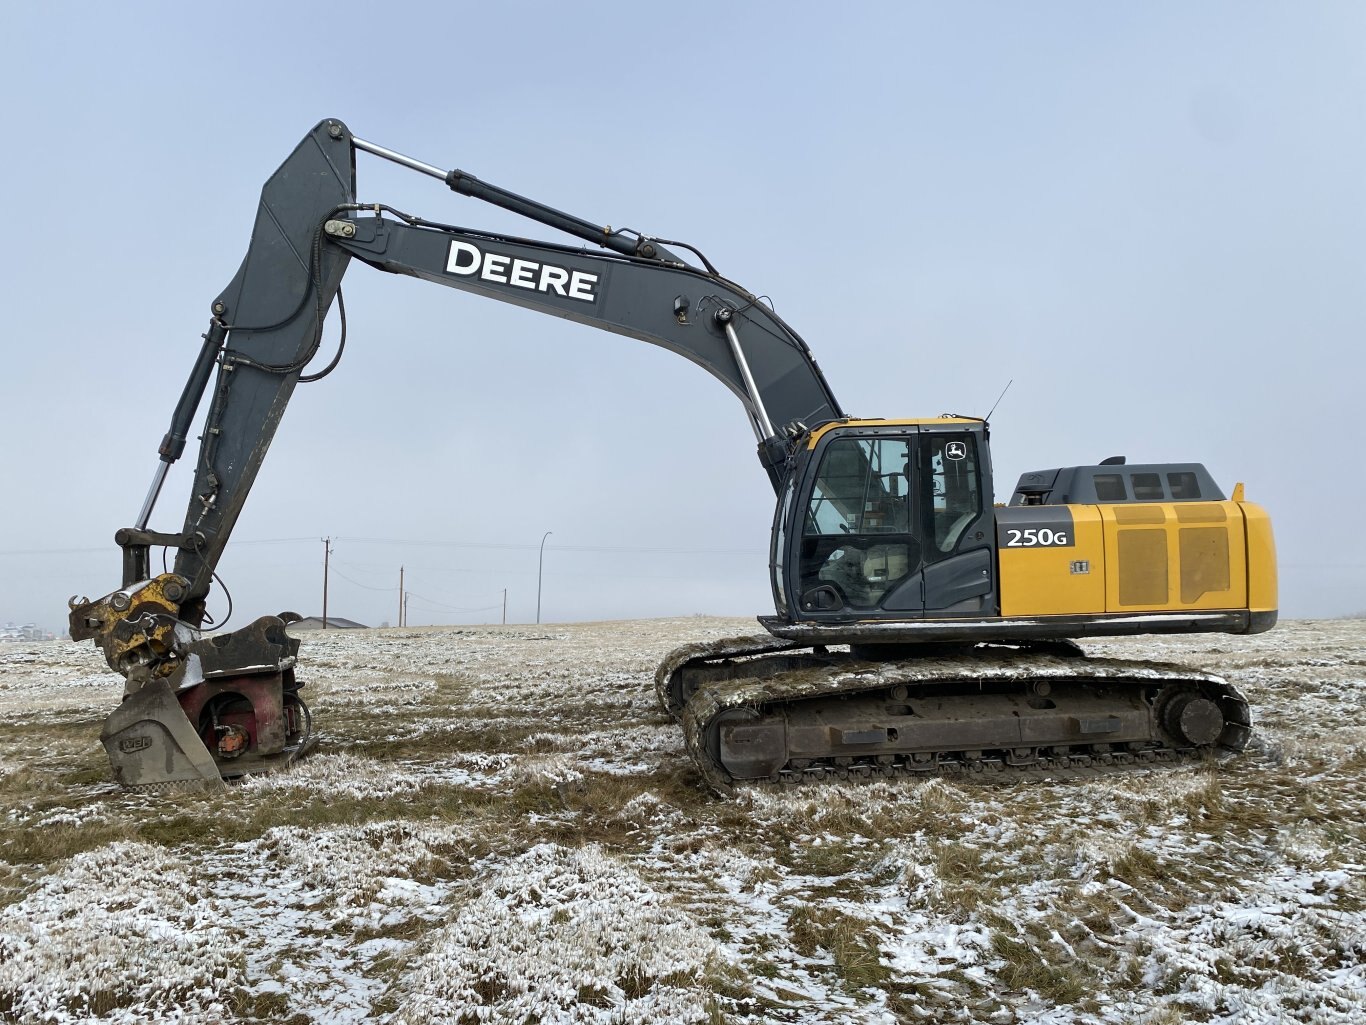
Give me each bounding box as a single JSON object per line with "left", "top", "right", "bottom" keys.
{"left": 1162, "top": 692, "right": 1225, "bottom": 747}
{"left": 713, "top": 707, "right": 786, "bottom": 780}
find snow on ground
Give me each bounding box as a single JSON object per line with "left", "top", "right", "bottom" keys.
{"left": 390, "top": 843, "right": 728, "bottom": 1025}
{"left": 0, "top": 616, "right": 1362, "bottom": 1023}
{"left": 0, "top": 842, "right": 242, "bottom": 1023}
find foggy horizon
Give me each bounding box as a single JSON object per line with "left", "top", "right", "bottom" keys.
{"left": 4, "top": 3, "right": 1362, "bottom": 633}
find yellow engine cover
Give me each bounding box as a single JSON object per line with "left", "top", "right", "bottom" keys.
{"left": 998, "top": 500, "right": 1276, "bottom": 618}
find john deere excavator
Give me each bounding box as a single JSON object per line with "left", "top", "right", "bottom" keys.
{"left": 69, "top": 119, "right": 1277, "bottom": 790}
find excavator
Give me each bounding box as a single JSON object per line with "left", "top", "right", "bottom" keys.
{"left": 68, "top": 119, "right": 1277, "bottom": 790}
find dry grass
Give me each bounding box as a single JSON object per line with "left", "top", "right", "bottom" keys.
{"left": 991, "top": 928, "right": 1095, "bottom": 1005}
{"left": 788, "top": 904, "right": 892, "bottom": 992}
{"left": 0, "top": 617, "right": 1363, "bottom": 1024}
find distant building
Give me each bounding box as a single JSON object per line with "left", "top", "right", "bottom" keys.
{"left": 288, "top": 616, "right": 368, "bottom": 631}
{"left": 0, "top": 622, "right": 56, "bottom": 642}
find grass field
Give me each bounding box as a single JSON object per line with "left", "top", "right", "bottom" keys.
{"left": 1, "top": 617, "right": 1362, "bottom": 1023}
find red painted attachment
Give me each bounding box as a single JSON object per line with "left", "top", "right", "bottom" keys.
{"left": 178, "top": 673, "right": 289, "bottom": 757}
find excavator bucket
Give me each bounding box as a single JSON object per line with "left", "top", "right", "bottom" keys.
{"left": 100, "top": 677, "right": 223, "bottom": 788}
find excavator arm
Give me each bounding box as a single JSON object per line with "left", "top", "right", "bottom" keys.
{"left": 67, "top": 118, "right": 845, "bottom": 784}
{"left": 332, "top": 214, "right": 843, "bottom": 449}
{"left": 122, "top": 119, "right": 841, "bottom": 617}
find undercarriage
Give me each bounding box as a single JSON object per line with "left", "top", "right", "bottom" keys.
{"left": 658, "top": 634, "right": 1252, "bottom": 793}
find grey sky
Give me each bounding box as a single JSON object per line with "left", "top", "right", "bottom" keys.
{"left": 1, "top": 1, "right": 1362, "bottom": 629}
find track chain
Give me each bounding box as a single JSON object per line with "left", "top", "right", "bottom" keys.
{"left": 655, "top": 633, "right": 799, "bottom": 718}
{"left": 754, "top": 742, "right": 1217, "bottom": 791}
{"left": 670, "top": 639, "right": 1251, "bottom": 793}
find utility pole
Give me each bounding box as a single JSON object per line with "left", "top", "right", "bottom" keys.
{"left": 502, "top": 588, "right": 507, "bottom": 626}
{"left": 403, "top": 591, "right": 410, "bottom": 629}
{"left": 537, "top": 531, "right": 552, "bottom": 624}
{"left": 398, "top": 566, "right": 405, "bottom": 628}
{"left": 321, "top": 537, "right": 333, "bottom": 629}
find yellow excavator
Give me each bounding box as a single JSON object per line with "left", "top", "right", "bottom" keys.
{"left": 68, "top": 120, "right": 1276, "bottom": 789}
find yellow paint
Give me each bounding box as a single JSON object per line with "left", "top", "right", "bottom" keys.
{"left": 95, "top": 573, "right": 187, "bottom": 680}
{"left": 799, "top": 418, "right": 1279, "bottom": 625}
{"left": 1240, "top": 502, "right": 1278, "bottom": 612}
{"left": 1000, "top": 500, "right": 1267, "bottom": 617}
{"left": 1097, "top": 502, "right": 1248, "bottom": 612}
{"left": 999, "top": 506, "right": 1105, "bottom": 616}
{"left": 805, "top": 417, "right": 982, "bottom": 449}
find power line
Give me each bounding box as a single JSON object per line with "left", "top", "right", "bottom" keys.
{"left": 335, "top": 536, "right": 762, "bottom": 555}
{"left": 0, "top": 536, "right": 321, "bottom": 557}
{"left": 14, "top": 537, "right": 1361, "bottom": 570}
{"left": 404, "top": 591, "right": 504, "bottom": 614}
{"left": 0, "top": 535, "right": 763, "bottom": 558}
{"left": 330, "top": 559, "right": 504, "bottom": 606}
{"left": 328, "top": 567, "right": 400, "bottom": 593}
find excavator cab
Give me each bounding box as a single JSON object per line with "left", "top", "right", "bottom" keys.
{"left": 775, "top": 419, "right": 997, "bottom": 624}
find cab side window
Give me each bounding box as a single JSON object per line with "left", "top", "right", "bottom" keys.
{"left": 928, "top": 435, "right": 981, "bottom": 554}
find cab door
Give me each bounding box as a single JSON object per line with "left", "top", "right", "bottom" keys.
{"left": 789, "top": 426, "right": 996, "bottom": 621}
{"left": 913, "top": 430, "right": 995, "bottom": 615}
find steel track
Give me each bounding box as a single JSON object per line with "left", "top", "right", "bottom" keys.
{"left": 662, "top": 636, "right": 1252, "bottom": 793}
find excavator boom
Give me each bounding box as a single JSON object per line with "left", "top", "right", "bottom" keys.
{"left": 116, "top": 120, "right": 843, "bottom": 618}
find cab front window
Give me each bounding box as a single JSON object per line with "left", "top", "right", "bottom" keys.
{"left": 799, "top": 437, "right": 914, "bottom": 609}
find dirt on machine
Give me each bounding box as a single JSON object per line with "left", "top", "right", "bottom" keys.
{"left": 657, "top": 635, "right": 1252, "bottom": 791}
{"left": 68, "top": 119, "right": 1277, "bottom": 791}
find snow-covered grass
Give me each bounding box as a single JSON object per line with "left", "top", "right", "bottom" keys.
{"left": 0, "top": 617, "right": 1363, "bottom": 1023}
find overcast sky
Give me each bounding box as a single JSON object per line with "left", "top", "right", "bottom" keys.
{"left": 1, "top": 1, "right": 1362, "bottom": 631}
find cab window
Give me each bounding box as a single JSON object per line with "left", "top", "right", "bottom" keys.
{"left": 804, "top": 438, "right": 912, "bottom": 536}
{"left": 800, "top": 437, "right": 914, "bottom": 609}
{"left": 928, "top": 434, "right": 981, "bottom": 553}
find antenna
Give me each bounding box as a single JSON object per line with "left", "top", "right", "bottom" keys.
{"left": 983, "top": 379, "right": 1013, "bottom": 423}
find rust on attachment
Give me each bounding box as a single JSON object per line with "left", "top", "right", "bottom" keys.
{"left": 69, "top": 573, "right": 192, "bottom": 688}
{"left": 69, "top": 579, "right": 316, "bottom": 787}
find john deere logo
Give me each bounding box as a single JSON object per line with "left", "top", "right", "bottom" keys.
{"left": 445, "top": 241, "right": 599, "bottom": 302}
{"left": 118, "top": 735, "right": 153, "bottom": 753}
{"left": 945, "top": 441, "right": 967, "bottom": 461}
